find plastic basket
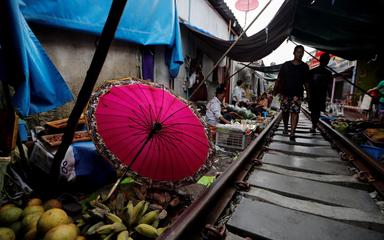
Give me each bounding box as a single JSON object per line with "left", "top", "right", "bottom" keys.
{"left": 360, "top": 144, "right": 384, "bottom": 161}
{"left": 215, "top": 127, "right": 252, "bottom": 150}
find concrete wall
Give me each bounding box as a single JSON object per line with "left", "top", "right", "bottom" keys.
{"left": 177, "top": 0, "right": 230, "bottom": 40}
{"left": 27, "top": 0, "right": 236, "bottom": 122}
{"left": 29, "top": 26, "right": 139, "bottom": 122}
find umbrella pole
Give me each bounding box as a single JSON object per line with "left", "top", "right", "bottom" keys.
{"left": 50, "top": 0, "right": 128, "bottom": 182}
{"left": 102, "top": 125, "right": 159, "bottom": 202}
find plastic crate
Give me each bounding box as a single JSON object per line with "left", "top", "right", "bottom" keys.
{"left": 215, "top": 127, "right": 252, "bottom": 150}
{"left": 360, "top": 144, "right": 384, "bottom": 161}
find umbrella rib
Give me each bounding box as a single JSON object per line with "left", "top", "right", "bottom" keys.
{"left": 99, "top": 124, "right": 148, "bottom": 132}
{"left": 160, "top": 129, "right": 209, "bottom": 148}
{"left": 162, "top": 122, "right": 204, "bottom": 129}
{"left": 96, "top": 112, "right": 147, "bottom": 124}
{"left": 118, "top": 136, "right": 149, "bottom": 165}
{"left": 155, "top": 85, "right": 166, "bottom": 122}
{"left": 104, "top": 134, "right": 148, "bottom": 147}
{"left": 112, "top": 87, "right": 152, "bottom": 126}
{"left": 127, "top": 116, "right": 151, "bottom": 129}
{"left": 158, "top": 134, "right": 206, "bottom": 165}
{"left": 149, "top": 135, "right": 161, "bottom": 180}
{"left": 160, "top": 104, "right": 190, "bottom": 124}
{"left": 135, "top": 84, "right": 155, "bottom": 123}
{"left": 101, "top": 93, "right": 151, "bottom": 126}
{"left": 160, "top": 134, "right": 197, "bottom": 176}
{"left": 135, "top": 136, "right": 154, "bottom": 174}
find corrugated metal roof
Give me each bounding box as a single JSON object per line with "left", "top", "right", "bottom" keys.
{"left": 207, "top": 0, "right": 244, "bottom": 36}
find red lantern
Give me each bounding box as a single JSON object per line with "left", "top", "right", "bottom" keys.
{"left": 235, "top": 0, "right": 259, "bottom": 12}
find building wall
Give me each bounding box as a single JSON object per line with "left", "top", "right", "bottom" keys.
{"left": 177, "top": 0, "right": 230, "bottom": 40}
{"left": 30, "top": 26, "right": 139, "bottom": 121}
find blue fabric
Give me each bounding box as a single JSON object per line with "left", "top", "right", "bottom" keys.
{"left": 20, "top": 0, "right": 184, "bottom": 77}
{"left": 0, "top": 0, "right": 74, "bottom": 117}
{"left": 71, "top": 141, "right": 116, "bottom": 188}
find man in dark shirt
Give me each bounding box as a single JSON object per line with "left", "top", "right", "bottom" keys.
{"left": 274, "top": 45, "right": 310, "bottom": 140}
{"left": 309, "top": 53, "right": 333, "bottom": 133}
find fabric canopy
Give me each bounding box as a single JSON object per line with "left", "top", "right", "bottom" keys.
{"left": 182, "top": 0, "right": 297, "bottom": 62}
{"left": 183, "top": 0, "right": 382, "bottom": 62}
{"left": 241, "top": 63, "right": 282, "bottom": 73}
{"left": 291, "top": 0, "right": 382, "bottom": 60}
{"left": 20, "top": 0, "right": 183, "bottom": 77}
{"left": 0, "top": 0, "right": 73, "bottom": 117}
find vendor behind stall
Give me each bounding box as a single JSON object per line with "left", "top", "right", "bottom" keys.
{"left": 206, "top": 86, "right": 230, "bottom": 126}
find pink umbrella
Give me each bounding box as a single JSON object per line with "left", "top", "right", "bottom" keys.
{"left": 87, "top": 78, "right": 214, "bottom": 192}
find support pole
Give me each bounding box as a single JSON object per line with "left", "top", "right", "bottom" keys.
{"left": 50, "top": 0, "right": 128, "bottom": 181}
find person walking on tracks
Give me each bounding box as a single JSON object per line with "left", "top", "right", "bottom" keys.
{"left": 273, "top": 45, "right": 310, "bottom": 140}
{"left": 309, "top": 53, "right": 333, "bottom": 133}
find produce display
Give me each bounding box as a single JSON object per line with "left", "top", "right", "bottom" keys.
{"left": 41, "top": 131, "right": 91, "bottom": 147}
{"left": 0, "top": 181, "right": 188, "bottom": 240}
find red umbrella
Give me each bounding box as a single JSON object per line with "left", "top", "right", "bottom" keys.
{"left": 87, "top": 78, "right": 214, "bottom": 189}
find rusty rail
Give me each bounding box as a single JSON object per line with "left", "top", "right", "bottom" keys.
{"left": 158, "top": 112, "right": 282, "bottom": 240}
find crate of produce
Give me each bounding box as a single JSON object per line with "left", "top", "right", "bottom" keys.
{"left": 215, "top": 126, "right": 252, "bottom": 150}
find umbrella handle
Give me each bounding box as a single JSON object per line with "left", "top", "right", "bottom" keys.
{"left": 101, "top": 167, "right": 129, "bottom": 202}
{"left": 100, "top": 131, "right": 154, "bottom": 202}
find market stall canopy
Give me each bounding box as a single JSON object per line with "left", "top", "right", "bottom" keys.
{"left": 182, "top": 0, "right": 296, "bottom": 62}
{"left": 241, "top": 63, "right": 282, "bottom": 73}
{"left": 183, "top": 0, "right": 382, "bottom": 62}
{"left": 20, "top": 0, "right": 183, "bottom": 77}
{"left": 0, "top": 0, "right": 73, "bottom": 117}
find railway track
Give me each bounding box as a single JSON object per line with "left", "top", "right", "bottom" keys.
{"left": 160, "top": 110, "right": 384, "bottom": 240}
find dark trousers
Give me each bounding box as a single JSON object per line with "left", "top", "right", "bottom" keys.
{"left": 311, "top": 109, "right": 321, "bottom": 128}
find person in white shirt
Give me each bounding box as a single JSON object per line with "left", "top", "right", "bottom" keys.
{"left": 232, "top": 80, "right": 245, "bottom": 105}
{"left": 206, "top": 87, "right": 230, "bottom": 126}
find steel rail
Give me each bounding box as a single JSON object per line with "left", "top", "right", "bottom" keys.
{"left": 158, "top": 112, "right": 282, "bottom": 240}
{"left": 301, "top": 108, "right": 384, "bottom": 195}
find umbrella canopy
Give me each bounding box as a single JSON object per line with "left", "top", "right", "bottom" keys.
{"left": 87, "top": 78, "right": 214, "bottom": 186}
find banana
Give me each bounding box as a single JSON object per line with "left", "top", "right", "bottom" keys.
{"left": 103, "top": 232, "right": 115, "bottom": 240}
{"left": 112, "top": 222, "right": 127, "bottom": 233}
{"left": 96, "top": 224, "right": 115, "bottom": 235}
{"left": 128, "top": 200, "right": 145, "bottom": 226}
{"left": 93, "top": 201, "right": 111, "bottom": 211}
{"left": 138, "top": 210, "right": 159, "bottom": 225}
{"left": 126, "top": 201, "right": 134, "bottom": 226}
{"left": 86, "top": 221, "right": 105, "bottom": 235}
{"left": 157, "top": 226, "right": 168, "bottom": 235}
{"left": 135, "top": 224, "right": 159, "bottom": 238}
{"left": 105, "top": 212, "right": 122, "bottom": 223}
{"left": 152, "top": 219, "right": 160, "bottom": 228}
{"left": 117, "top": 230, "right": 130, "bottom": 240}
{"left": 141, "top": 201, "right": 149, "bottom": 216}
{"left": 96, "top": 222, "right": 127, "bottom": 235}
{"left": 90, "top": 207, "right": 108, "bottom": 219}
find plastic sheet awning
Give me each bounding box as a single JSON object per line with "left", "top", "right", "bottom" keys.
{"left": 20, "top": 0, "right": 184, "bottom": 77}
{"left": 183, "top": 0, "right": 383, "bottom": 62}
{"left": 182, "top": 0, "right": 296, "bottom": 62}
{"left": 0, "top": 0, "right": 74, "bottom": 117}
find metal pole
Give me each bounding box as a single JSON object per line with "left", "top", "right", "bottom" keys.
{"left": 50, "top": 0, "right": 129, "bottom": 181}
{"left": 188, "top": 0, "right": 273, "bottom": 100}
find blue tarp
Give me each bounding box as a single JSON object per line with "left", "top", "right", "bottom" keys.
{"left": 20, "top": 0, "right": 184, "bottom": 77}
{"left": 0, "top": 0, "right": 74, "bottom": 117}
